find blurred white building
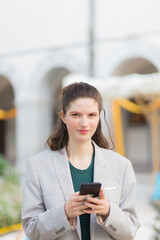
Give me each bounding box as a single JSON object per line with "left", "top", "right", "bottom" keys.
{"left": 0, "top": 0, "right": 160, "bottom": 173}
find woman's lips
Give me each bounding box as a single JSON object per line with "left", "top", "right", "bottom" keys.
{"left": 78, "top": 130, "right": 90, "bottom": 134}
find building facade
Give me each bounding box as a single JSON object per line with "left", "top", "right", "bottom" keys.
{"left": 0, "top": 0, "right": 160, "bottom": 173}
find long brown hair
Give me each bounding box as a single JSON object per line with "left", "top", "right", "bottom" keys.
{"left": 46, "top": 82, "right": 113, "bottom": 150}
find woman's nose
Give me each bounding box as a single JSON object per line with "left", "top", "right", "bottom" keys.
{"left": 80, "top": 116, "right": 88, "bottom": 126}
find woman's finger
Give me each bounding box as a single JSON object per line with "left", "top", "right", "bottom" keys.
{"left": 67, "top": 202, "right": 90, "bottom": 217}
{"left": 99, "top": 189, "right": 106, "bottom": 199}
{"left": 72, "top": 191, "right": 80, "bottom": 196}
{"left": 82, "top": 201, "right": 102, "bottom": 210}
{"left": 72, "top": 194, "right": 91, "bottom": 202}
{"left": 84, "top": 196, "right": 101, "bottom": 205}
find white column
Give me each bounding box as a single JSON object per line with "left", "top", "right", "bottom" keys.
{"left": 15, "top": 99, "right": 53, "bottom": 174}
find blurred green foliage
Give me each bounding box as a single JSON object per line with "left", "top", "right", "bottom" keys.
{"left": 152, "top": 201, "right": 160, "bottom": 240}
{"left": 0, "top": 154, "right": 22, "bottom": 228}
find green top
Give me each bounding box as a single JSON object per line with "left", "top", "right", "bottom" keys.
{"left": 69, "top": 150, "right": 95, "bottom": 240}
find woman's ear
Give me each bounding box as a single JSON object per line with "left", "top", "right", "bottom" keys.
{"left": 61, "top": 111, "right": 66, "bottom": 124}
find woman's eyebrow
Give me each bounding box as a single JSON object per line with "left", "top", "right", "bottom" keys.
{"left": 88, "top": 112, "right": 99, "bottom": 115}
{"left": 70, "top": 111, "right": 98, "bottom": 113}
{"left": 69, "top": 111, "right": 79, "bottom": 113}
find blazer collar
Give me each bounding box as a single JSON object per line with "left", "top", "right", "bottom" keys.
{"left": 91, "top": 142, "right": 106, "bottom": 239}
{"left": 51, "top": 142, "right": 106, "bottom": 200}
{"left": 51, "top": 147, "right": 74, "bottom": 201}
{"left": 92, "top": 141, "right": 106, "bottom": 184}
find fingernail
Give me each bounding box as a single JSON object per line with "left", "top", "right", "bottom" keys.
{"left": 98, "top": 197, "right": 100, "bottom": 199}
{"left": 85, "top": 197, "right": 88, "bottom": 200}
{"left": 82, "top": 202, "right": 85, "bottom": 204}
{"left": 81, "top": 209, "right": 84, "bottom": 212}
{"left": 90, "top": 194, "right": 93, "bottom": 197}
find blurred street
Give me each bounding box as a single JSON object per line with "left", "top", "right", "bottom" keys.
{"left": 135, "top": 174, "right": 156, "bottom": 240}
{"left": 0, "top": 173, "right": 157, "bottom": 240}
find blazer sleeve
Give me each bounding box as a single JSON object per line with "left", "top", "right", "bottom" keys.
{"left": 21, "top": 158, "right": 76, "bottom": 240}
{"left": 97, "top": 161, "right": 140, "bottom": 240}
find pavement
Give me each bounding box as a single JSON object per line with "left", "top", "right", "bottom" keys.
{"left": 134, "top": 174, "right": 157, "bottom": 240}
{"left": 0, "top": 173, "right": 158, "bottom": 240}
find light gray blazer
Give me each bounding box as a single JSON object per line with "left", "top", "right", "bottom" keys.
{"left": 22, "top": 142, "right": 140, "bottom": 240}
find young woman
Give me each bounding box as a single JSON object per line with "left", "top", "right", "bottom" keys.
{"left": 22, "top": 82, "right": 140, "bottom": 240}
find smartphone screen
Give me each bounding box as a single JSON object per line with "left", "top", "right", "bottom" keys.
{"left": 79, "top": 182, "right": 101, "bottom": 197}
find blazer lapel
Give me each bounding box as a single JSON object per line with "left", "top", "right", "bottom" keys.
{"left": 50, "top": 147, "right": 81, "bottom": 239}
{"left": 93, "top": 142, "right": 106, "bottom": 184}
{"left": 51, "top": 147, "right": 74, "bottom": 201}
{"left": 91, "top": 142, "right": 107, "bottom": 240}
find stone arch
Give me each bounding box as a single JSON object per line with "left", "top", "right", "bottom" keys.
{"left": 40, "top": 67, "right": 70, "bottom": 124}
{"left": 0, "top": 75, "right": 16, "bottom": 164}
{"left": 111, "top": 57, "right": 158, "bottom": 76}
{"left": 31, "top": 52, "right": 88, "bottom": 95}
{"left": 111, "top": 57, "right": 158, "bottom": 173}
{"left": 102, "top": 39, "right": 160, "bottom": 78}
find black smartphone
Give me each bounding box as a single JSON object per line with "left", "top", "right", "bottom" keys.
{"left": 79, "top": 182, "right": 101, "bottom": 197}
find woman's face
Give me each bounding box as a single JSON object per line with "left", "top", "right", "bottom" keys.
{"left": 61, "top": 98, "right": 100, "bottom": 144}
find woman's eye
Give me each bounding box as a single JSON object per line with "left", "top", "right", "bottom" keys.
{"left": 72, "top": 113, "right": 79, "bottom": 117}
{"left": 89, "top": 113, "right": 96, "bottom": 117}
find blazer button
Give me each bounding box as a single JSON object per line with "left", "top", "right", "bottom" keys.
{"left": 108, "top": 224, "right": 113, "bottom": 230}
{"left": 112, "top": 227, "right": 117, "bottom": 232}
{"left": 108, "top": 224, "right": 117, "bottom": 231}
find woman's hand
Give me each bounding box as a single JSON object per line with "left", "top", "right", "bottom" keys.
{"left": 82, "top": 189, "right": 110, "bottom": 221}
{"left": 65, "top": 192, "right": 91, "bottom": 219}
